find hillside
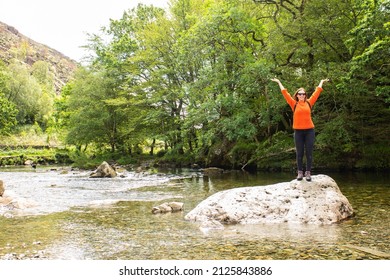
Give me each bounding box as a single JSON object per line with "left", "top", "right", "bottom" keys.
{"left": 0, "top": 21, "right": 77, "bottom": 93}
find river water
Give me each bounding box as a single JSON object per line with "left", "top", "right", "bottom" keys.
{"left": 0, "top": 166, "right": 389, "bottom": 260}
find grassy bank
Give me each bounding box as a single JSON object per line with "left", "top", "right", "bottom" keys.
{"left": 1, "top": 125, "right": 388, "bottom": 171}
{"left": 0, "top": 125, "right": 69, "bottom": 166}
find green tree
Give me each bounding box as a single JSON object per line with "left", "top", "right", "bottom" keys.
{"left": 0, "top": 92, "right": 18, "bottom": 134}
{"left": 65, "top": 67, "right": 122, "bottom": 152}
{"left": 31, "top": 61, "right": 56, "bottom": 126}
{"left": 4, "top": 61, "right": 41, "bottom": 124}
{"left": 333, "top": 0, "right": 390, "bottom": 169}
{"left": 3, "top": 60, "right": 56, "bottom": 126}
{"left": 60, "top": 0, "right": 390, "bottom": 170}
{"left": 173, "top": 0, "right": 270, "bottom": 166}
{"left": 0, "top": 62, "right": 18, "bottom": 134}
{"left": 83, "top": 4, "right": 167, "bottom": 154}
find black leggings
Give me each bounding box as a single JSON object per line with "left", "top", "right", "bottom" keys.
{"left": 294, "top": 129, "right": 315, "bottom": 172}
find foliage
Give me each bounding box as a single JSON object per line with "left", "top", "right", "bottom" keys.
{"left": 0, "top": 91, "right": 18, "bottom": 134}
{"left": 55, "top": 0, "right": 389, "bottom": 170}
{"left": 2, "top": 0, "right": 389, "bottom": 170}
{"left": 0, "top": 58, "right": 57, "bottom": 129}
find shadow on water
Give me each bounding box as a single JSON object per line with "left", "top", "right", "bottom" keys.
{"left": 0, "top": 166, "right": 389, "bottom": 260}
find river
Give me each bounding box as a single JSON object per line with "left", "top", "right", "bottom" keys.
{"left": 0, "top": 166, "right": 389, "bottom": 260}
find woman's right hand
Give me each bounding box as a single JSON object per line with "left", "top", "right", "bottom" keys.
{"left": 271, "top": 78, "right": 285, "bottom": 90}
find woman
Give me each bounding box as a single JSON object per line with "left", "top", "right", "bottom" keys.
{"left": 271, "top": 78, "right": 329, "bottom": 181}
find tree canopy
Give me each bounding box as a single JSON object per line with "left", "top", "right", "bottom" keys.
{"left": 46, "top": 0, "right": 390, "bottom": 170}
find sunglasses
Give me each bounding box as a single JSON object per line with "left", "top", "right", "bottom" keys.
{"left": 297, "top": 93, "right": 306, "bottom": 96}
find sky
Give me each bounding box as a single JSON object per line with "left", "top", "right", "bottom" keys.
{"left": 0, "top": 0, "right": 169, "bottom": 62}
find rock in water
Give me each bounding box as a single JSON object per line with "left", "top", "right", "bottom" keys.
{"left": 90, "top": 161, "right": 117, "bottom": 178}
{"left": 152, "top": 202, "right": 184, "bottom": 214}
{"left": 185, "top": 174, "right": 353, "bottom": 227}
{"left": 0, "top": 180, "right": 4, "bottom": 196}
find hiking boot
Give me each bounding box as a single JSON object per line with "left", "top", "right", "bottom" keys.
{"left": 305, "top": 171, "right": 312, "bottom": 181}
{"left": 297, "top": 171, "right": 303, "bottom": 181}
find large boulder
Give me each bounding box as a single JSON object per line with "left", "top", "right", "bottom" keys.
{"left": 90, "top": 161, "right": 117, "bottom": 178}
{"left": 185, "top": 174, "right": 353, "bottom": 228}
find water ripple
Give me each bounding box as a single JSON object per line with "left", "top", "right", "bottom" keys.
{"left": 0, "top": 168, "right": 185, "bottom": 216}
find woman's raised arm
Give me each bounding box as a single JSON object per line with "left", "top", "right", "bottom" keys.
{"left": 271, "top": 78, "right": 285, "bottom": 91}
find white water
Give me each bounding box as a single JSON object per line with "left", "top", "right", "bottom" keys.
{"left": 0, "top": 166, "right": 188, "bottom": 217}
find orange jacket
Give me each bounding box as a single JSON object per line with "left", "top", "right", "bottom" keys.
{"left": 281, "top": 87, "right": 323, "bottom": 130}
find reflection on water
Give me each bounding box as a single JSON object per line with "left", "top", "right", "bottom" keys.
{"left": 0, "top": 166, "right": 389, "bottom": 260}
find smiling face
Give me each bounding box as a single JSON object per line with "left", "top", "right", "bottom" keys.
{"left": 294, "top": 87, "right": 307, "bottom": 101}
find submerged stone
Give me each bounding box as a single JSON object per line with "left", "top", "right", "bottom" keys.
{"left": 152, "top": 202, "right": 184, "bottom": 214}
{"left": 185, "top": 174, "right": 353, "bottom": 228}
